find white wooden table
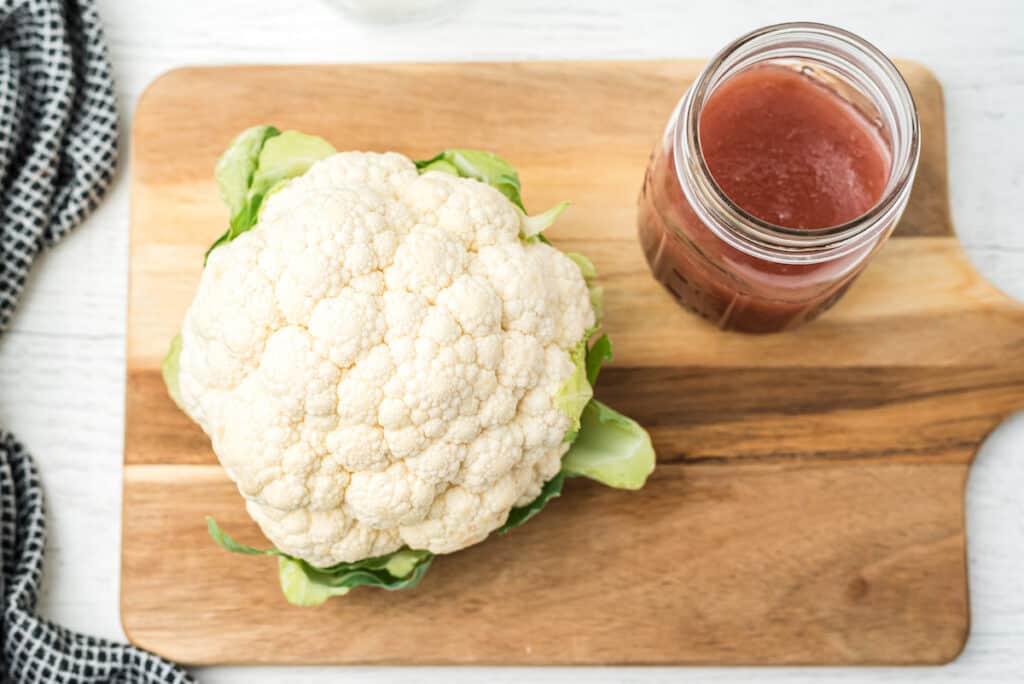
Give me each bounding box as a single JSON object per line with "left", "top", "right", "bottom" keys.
{"left": 0, "top": 1, "right": 1021, "bottom": 681}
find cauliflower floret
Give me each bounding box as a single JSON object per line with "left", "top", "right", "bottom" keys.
{"left": 178, "top": 151, "right": 595, "bottom": 567}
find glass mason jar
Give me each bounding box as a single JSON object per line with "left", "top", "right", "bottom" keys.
{"left": 637, "top": 22, "right": 920, "bottom": 333}
{"left": 326, "top": 0, "right": 464, "bottom": 25}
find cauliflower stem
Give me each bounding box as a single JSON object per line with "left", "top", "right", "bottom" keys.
{"left": 170, "top": 128, "right": 655, "bottom": 606}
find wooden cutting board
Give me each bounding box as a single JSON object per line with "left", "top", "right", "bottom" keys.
{"left": 124, "top": 60, "right": 1024, "bottom": 666}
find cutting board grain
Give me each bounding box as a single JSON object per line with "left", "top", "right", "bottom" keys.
{"left": 124, "top": 60, "right": 1024, "bottom": 666}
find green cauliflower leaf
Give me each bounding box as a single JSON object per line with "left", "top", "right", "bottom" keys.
{"left": 416, "top": 149, "right": 524, "bottom": 209}
{"left": 416, "top": 148, "right": 570, "bottom": 241}
{"left": 206, "top": 517, "right": 433, "bottom": 607}
{"left": 562, "top": 399, "right": 656, "bottom": 490}
{"left": 205, "top": 127, "right": 336, "bottom": 261}
{"left": 161, "top": 333, "right": 184, "bottom": 409}
{"left": 498, "top": 472, "right": 567, "bottom": 534}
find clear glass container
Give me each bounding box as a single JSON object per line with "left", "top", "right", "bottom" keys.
{"left": 637, "top": 22, "right": 920, "bottom": 333}
{"left": 326, "top": 0, "right": 464, "bottom": 25}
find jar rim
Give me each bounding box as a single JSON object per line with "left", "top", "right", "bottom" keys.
{"left": 674, "top": 21, "right": 921, "bottom": 258}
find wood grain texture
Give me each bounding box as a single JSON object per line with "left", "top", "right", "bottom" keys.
{"left": 123, "top": 60, "right": 1024, "bottom": 666}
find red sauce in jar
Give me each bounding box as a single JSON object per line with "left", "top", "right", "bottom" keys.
{"left": 638, "top": 64, "right": 898, "bottom": 333}
{"left": 700, "top": 65, "right": 890, "bottom": 230}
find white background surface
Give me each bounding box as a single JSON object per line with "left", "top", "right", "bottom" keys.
{"left": 0, "top": 0, "right": 1021, "bottom": 681}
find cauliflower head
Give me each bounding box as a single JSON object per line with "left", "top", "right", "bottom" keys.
{"left": 176, "top": 150, "right": 596, "bottom": 566}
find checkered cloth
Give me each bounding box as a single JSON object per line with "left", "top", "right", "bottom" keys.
{"left": 1, "top": 1, "right": 194, "bottom": 682}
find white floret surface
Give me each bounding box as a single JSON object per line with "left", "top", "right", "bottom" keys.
{"left": 177, "top": 151, "right": 595, "bottom": 567}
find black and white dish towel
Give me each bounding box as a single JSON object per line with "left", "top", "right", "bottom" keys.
{"left": 1, "top": 1, "right": 194, "bottom": 681}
